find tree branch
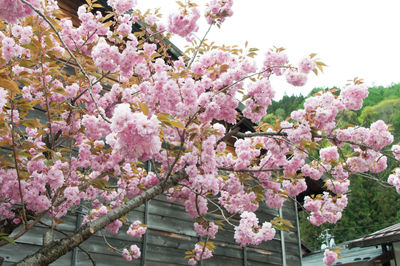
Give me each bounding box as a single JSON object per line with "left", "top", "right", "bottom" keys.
{"left": 217, "top": 167, "right": 282, "bottom": 173}
{"left": 14, "top": 171, "right": 186, "bottom": 265}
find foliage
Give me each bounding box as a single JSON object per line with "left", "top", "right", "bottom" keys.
{"left": 273, "top": 84, "right": 400, "bottom": 250}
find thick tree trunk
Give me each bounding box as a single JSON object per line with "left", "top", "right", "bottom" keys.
{"left": 14, "top": 172, "right": 185, "bottom": 266}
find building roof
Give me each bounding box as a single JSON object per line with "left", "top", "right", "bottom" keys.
{"left": 348, "top": 223, "right": 400, "bottom": 248}
{"left": 302, "top": 246, "right": 382, "bottom": 266}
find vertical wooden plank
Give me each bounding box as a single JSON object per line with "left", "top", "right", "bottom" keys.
{"left": 280, "top": 207, "right": 287, "bottom": 266}
{"left": 294, "top": 200, "right": 303, "bottom": 266}
{"left": 243, "top": 246, "right": 248, "bottom": 266}
{"left": 141, "top": 161, "right": 151, "bottom": 266}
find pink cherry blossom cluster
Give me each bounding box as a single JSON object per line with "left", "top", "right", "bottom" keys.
{"left": 305, "top": 193, "right": 348, "bottom": 226}
{"left": 301, "top": 161, "right": 326, "bottom": 181}
{"left": 234, "top": 211, "right": 275, "bottom": 246}
{"left": 0, "top": 0, "right": 41, "bottom": 23}
{"left": 60, "top": 6, "right": 109, "bottom": 54}
{"left": 265, "top": 189, "right": 286, "bottom": 209}
{"left": 339, "top": 84, "right": 369, "bottom": 110}
{"left": 168, "top": 7, "right": 200, "bottom": 41}
{"left": 323, "top": 249, "right": 338, "bottom": 265}
{"left": 282, "top": 178, "right": 307, "bottom": 197}
{"left": 194, "top": 222, "right": 219, "bottom": 239}
{"left": 92, "top": 38, "right": 121, "bottom": 73}
{"left": 326, "top": 179, "right": 350, "bottom": 195}
{"left": 233, "top": 138, "right": 260, "bottom": 170}
{"left": 1, "top": 36, "right": 26, "bottom": 63}
{"left": 0, "top": 87, "right": 7, "bottom": 111}
{"left": 263, "top": 50, "right": 289, "bottom": 76}
{"left": 291, "top": 91, "right": 342, "bottom": 132}
{"left": 205, "top": 0, "right": 233, "bottom": 24}
{"left": 107, "top": 0, "right": 137, "bottom": 15}
{"left": 127, "top": 220, "right": 147, "bottom": 238}
{"left": 122, "top": 244, "right": 141, "bottom": 261}
{"left": 393, "top": 145, "right": 400, "bottom": 161}
{"left": 243, "top": 79, "right": 275, "bottom": 123}
{"left": 283, "top": 55, "right": 316, "bottom": 86}
{"left": 346, "top": 149, "right": 387, "bottom": 174}
{"left": 335, "top": 120, "right": 393, "bottom": 150}
{"left": 388, "top": 168, "right": 400, "bottom": 193}
{"left": 285, "top": 71, "right": 307, "bottom": 87}
{"left": 320, "top": 146, "right": 339, "bottom": 163}
{"left": 11, "top": 24, "right": 32, "bottom": 45}
{"left": 193, "top": 243, "right": 213, "bottom": 263}
{"left": 107, "top": 103, "right": 161, "bottom": 162}
{"left": 298, "top": 56, "right": 316, "bottom": 74}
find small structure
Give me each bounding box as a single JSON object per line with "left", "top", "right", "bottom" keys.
{"left": 303, "top": 223, "right": 400, "bottom": 266}
{"left": 347, "top": 223, "right": 400, "bottom": 265}
{"left": 302, "top": 245, "right": 382, "bottom": 266}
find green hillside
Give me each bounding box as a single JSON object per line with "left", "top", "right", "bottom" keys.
{"left": 264, "top": 84, "right": 400, "bottom": 250}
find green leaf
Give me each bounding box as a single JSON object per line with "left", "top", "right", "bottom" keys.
{"left": 0, "top": 234, "right": 16, "bottom": 245}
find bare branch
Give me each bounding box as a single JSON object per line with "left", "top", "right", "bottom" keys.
{"left": 218, "top": 167, "right": 283, "bottom": 173}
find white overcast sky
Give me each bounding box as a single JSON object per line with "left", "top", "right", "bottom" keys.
{"left": 137, "top": 0, "right": 400, "bottom": 99}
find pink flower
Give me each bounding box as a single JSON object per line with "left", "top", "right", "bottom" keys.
{"left": 129, "top": 244, "right": 141, "bottom": 259}
{"left": 234, "top": 211, "right": 275, "bottom": 246}
{"left": 298, "top": 56, "right": 316, "bottom": 74}
{"left": 127, "top": 221, "right": 147, "bottom": 238}
{"left": 188, "top": 258, "right": 197, "bottom": 265}
{"left": 194, "top": 222, "right": 219, "bottom": 239}
{"left": 0, "top": 0, "right": 41, "bottom": 23}
{"left": 0, "top": 87, "right": 7, "bottom": 112}
{"left": 265, "top": 189, "right": 286, "bottom": 209}
{"left": 285, "top": 71, "right": 307, "bottom": 86}
{"left": 107, "top": 103, "right": 161, "bottom": 162}
{"left": 91, "top": 38, "right": 121, "bottom": 73}
{"left": 194, "top": 243, "right": 213, "bottom": 260}
{"left": 326, "top": 179, "right": 350, "bottom": 195}
{"left": 392, "top": 145, "right": 400, "bottom": 161}
{"left": 122, "top": 248, "right": 132, "bottom": 261}
{"left": 340, "top": 84, "right": 369, "bottom": 110}
{"left": 205, "top": 0, "right": 234, "bottom": 25}
{"left": 320, "top": 146, "right": 339, "bottom": 163}
{"left": 263, "top": 50, "right": 288, "bottom": 76}
{"left": 323, "top": 249, "right": 338, "bottom": 265}
{"left": 168, "top": 7, "right": 200, "bottom": 40}
{"left": 304, "top": 197, "right": 322, "bottom": 212}
{"left": 107, "top": 0, "right": 137, "bottom": 14}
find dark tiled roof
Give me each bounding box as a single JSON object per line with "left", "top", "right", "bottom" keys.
{"left": 348, "top": 223, "right": 400, "bottom": 248}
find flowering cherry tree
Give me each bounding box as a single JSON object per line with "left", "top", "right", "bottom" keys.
{"left": 0, "top": 0, "right": 398, "bottom": 265}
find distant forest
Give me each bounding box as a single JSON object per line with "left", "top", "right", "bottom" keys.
{"left": 264, "top": 84, "right": 400, "bottom": 250}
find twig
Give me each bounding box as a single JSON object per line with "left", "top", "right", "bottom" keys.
{"left": 206, "top": 198, "right": 236, "bottom": 227}
{"left": 235, "top": 131, "right": 287, "bottom": 138}
{"left": 216, "top": 65, "right": 289, "bottom": 96}
{"left": 187, "top": 24, "right": 212, "bottom": 69}
{"left": 217, "top": 167, "right": 282, "bottom": 173}
{"left": 9, "top": 99, "right": 27, "bottom": 227}
{"left": 0, "top": 212, "right": 46, "bottom": 247}
{"left": 101, "top": 230, "right": 119, "bottom": 253}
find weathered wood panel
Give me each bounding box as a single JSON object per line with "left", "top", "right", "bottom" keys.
{"left": 0, "top": 196, "right": 302, "bottom": 266}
